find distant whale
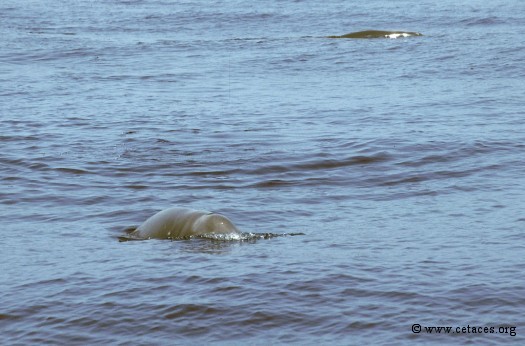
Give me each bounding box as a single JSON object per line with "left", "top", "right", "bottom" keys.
{"left": 130, "top": 207, "right": 241, "bottom": 240}
{"left": 327, "top": 30, "right": 423, "bottom": 39}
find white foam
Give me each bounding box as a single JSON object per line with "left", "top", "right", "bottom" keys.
{"left": 385, "top": 33, "right": 412, "bottom": 39}
{"left": 196, "top": 232, "right": 244, "bottom": 241}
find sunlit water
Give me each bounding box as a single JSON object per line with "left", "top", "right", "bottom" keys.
{"left": 1, "top": 0, "right": 524, "bottom": 344}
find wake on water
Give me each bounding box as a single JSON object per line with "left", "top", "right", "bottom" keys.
{"left": 118, "top": 227, "right": 304, "bottom": 242}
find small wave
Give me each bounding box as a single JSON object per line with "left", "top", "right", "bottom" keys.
{"left": 55, "top": 167, "right": 91, "bottom": 175}
{"left": 460, "top": 16, "right": 504, "bottom": 26}
{"left": 0, "top": 313, "right": 20, "bottom": 320}
{"left": 247, "top": 153, "right": 391, "bottom": 175}
{"left": 162, "top": 303, "right": 227, "bottom": 320}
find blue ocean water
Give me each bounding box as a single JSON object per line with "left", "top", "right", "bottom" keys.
{"left": 1, "top": 0, "right": 524, "bottom": 344}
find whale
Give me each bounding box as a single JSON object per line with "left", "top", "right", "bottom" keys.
{"left": 129, "top": 207, "right": 241, "bottom": 240}
{"left": 327, "top": 30, "right": 422, "bottom": 39}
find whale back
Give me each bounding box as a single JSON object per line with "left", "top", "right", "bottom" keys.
{"left": 327, "top": 30, "right": 422, "bottom": 39}
{"left": 133, "top": 207, "right": 240, "bottom": 239}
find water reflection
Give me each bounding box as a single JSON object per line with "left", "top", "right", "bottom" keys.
{"left": 118, "top": 231, "right": 305, "bottom": 254}
{"left": 175, "top": 237, "right": 243, "bottom": 255}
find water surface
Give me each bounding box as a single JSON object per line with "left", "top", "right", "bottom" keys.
{"left": 1, "top": 0, "right": 524, "bottom": 344}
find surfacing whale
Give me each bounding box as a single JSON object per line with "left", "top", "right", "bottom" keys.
{"left": 327, "top": 30, "right": 423, "bottom": 39}
{"left": 120, "top": 207, "right": 303, "bottom": 241}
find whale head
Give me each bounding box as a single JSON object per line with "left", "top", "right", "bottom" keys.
{"left": 192, "top": 213, "right": 240, "bottom": 235}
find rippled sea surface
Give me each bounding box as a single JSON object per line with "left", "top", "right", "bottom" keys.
{"left": 2, "top": 0, "right": 525, "bottom": 344}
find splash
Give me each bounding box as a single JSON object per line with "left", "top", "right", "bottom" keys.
{"left": 197, "top": 232, "right": 305, "bottom": 241}
{"left": 118, "top": 230, "right": 304, "bottom": 242}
